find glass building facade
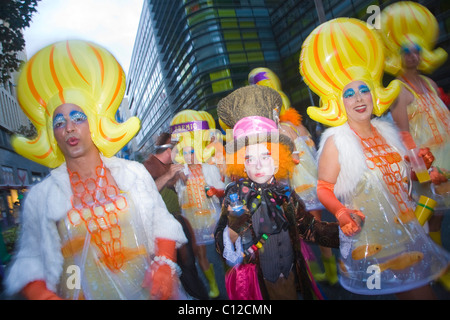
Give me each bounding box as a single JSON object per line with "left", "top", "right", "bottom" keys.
{"left": 126, "top": 0, "right": 450, "bottom": 158}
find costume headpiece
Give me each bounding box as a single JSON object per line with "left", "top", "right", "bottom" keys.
{"left": 217, "top": 85, "right": 281, "bottom": 130}
{"left": 170, "top": 109, "right": 215, "bottom": 164}
{"left": 299, "top": 18, "right": 401, "bottom": 127}
{"left": 248, "top": 68, "right": 303, "bottom": 126}
{"left": 11, "top": 40, "right": 140, "bottom": 168}
{"left": 379, "top": 1, "right": 447, "bottom": 76}
{"left": 217, "top": 85, "right": 295, "bottom": 179}
{"left": 248, "top": 67, "right": 291, "bottom": 115}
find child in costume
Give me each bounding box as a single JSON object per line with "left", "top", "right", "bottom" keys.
{"left": 215, "top": 86, "right": 339, "bottom": 300}
{"left": 3, "top": 40, "right": 187, "bottom": 300}
{"left": 170, "top": 109, "right": 225, "bottom": 298}
{"left": 300, "top": 18, "right": 450, "bottom": 298}
{"left": 379, "top": 2, "right": 449, "bottom": 250}
{"left": 249, "top": 68, "right": 338, "bottom": 285}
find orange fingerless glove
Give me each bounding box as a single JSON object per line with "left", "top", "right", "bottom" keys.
{"left": 21, "top": 280, "right": 63, "bottom": 300}
{"left": 317, "top": 180, "right": 365, "bottom": 236}
{"left": 142, "top": 238, "right": 178, "bottom": 300}
{"left": 400, "top": 131, "right": 417, "bottom": 150}
{"left": 206, "top": 187, "right": 225, "bottom": 198}
{"left": 316, "top": 180, "right": 345, "bottom": 214}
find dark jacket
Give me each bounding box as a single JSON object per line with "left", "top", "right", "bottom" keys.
{"left": 214, "top": 179, "right": 339, "bottom": 300}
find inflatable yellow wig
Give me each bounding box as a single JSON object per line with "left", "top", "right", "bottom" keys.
{"left": 248, "top": 67, "right": 303, "bottom": 126}
{"left": 170, "top": 109, "right": 215, "bottom": 164}
{"left": 11, "top": 40, "right": 140, "bottom": 168}
{"left": 379, "top": 1, "right": 447, "bottom": 76}
{"left": 248, "top": 67, "right": 291, "bottom": 115}
{"left": 299, "top": 18, "right": 402, "bottom": 127}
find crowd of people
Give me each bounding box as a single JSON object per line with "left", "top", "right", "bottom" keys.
{"left": 1, "top": 2, "right": 449, "bottom": 300}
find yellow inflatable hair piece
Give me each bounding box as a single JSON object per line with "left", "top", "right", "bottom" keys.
{"left": 299, "top": 18, "right": 401, "bottom": 127}
{"left": 11, "top": 40, "right": 140, "bottom": 168}
{"left": 379, "top": 1, "right": 447, "bottom": 76}
{"left": 170, "top": 109, "right": 214, "bottom": 164}
{"left": 248, "top": 67, "right": 291, "bottom": 115}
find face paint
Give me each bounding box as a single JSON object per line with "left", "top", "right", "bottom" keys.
{"left": 343, "top": 85, "right": 370, "bottom": 99}
{"left": 53, "top": 110, "right": 88, "bottom": 130}
{"left": 53, "top": 113, "right": 67, "bottom": 130}
{"left": 401, "top": 43, "right": 421, "bottom": 55}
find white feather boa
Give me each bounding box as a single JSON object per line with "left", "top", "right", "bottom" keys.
{"left": 317, "top": 118, "right": 407, "bottom": 199}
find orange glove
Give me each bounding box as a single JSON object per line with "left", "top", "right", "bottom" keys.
{"left": 206, "top": 186, "right": 225, "bottom": 198}
{"left": 21, "top": 280, "right": 63, "bottom": 300}
{"left": 430, "top": 167, "right": 448, "bottom": 185}
{"left": 335, "top": 208, "right": 365, "bottom": 237}
{"left": 417, "top": 147, "right": 434, "bottom": 169}
{"left": 400, "top": 131, "right": 417, "bottom": 150}
{"left": 317, "top": 180, "right": 365, "bottom": 237}
{"left": 142, "top": 238, "right": 178, "bottom": 300}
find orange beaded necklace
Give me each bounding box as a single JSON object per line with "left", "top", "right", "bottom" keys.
{"left": 351, "top": 125, "right": 412, "bottom": 219}
{"left": 66, "top": 162, "right": 129, "bottom": 272}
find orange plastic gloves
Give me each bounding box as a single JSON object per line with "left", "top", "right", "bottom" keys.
{"left": 142, "top": 238, "right": 178, "bottom": 300}
{"left": 400, "top": 131, "right": 417, "bottom": 150}
{"left": 206, "top": 186, "right": 225, "bottom": 198}
{"left": 21, "top": 280, "right": 63, "bottom": 300}
{"left": 317, "top": 180, "right": 365, "bottom": 237}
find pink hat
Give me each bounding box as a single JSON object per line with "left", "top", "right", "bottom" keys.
{"left": 233, "top": 116, "right": 278, "bottom": 139}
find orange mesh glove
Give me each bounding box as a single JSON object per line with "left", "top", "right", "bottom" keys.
{"left": 317, "top": 180, "right": 365, "bottom": 236}
{"left": 430, "top": 167, "right": 448, "bottom": 185}
{"left": 206, "top": 186, "right": 225, "bottom": 198}
{"left": 417, "top": 147, "right": 434, "bottom": 169}
{"left": 21, "top": 280, "right": 63, "bottom": 300}
{"left": 142, "top": 238, "right": 178, "bottom": 300}
{"left": 400, "top": 131, "right": 417, "bottom": 150}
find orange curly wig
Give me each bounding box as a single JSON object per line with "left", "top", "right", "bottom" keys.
{"left": 225, "top": 142, "right": 295, "bottom": 180}
{"left": 279, "top": 108, "right": 302, "bottom": 127}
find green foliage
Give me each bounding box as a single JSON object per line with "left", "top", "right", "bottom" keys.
{"left": 2, "top": 225, "right": 18, "bottom": 254}
{"left": 0, "top": 0, "right": 41, "bottom": 83}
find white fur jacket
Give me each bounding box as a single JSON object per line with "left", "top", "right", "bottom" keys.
{"left": 317, "top": 118, "right": 407, "bottom": 200}
{"left": 4, "top": 156, "right": 187, "bottom": 296}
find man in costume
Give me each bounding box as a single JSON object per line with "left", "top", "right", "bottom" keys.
{"left": 170, "top": 110, "right": 225, "bottom": 298}
{"left": 144, "top": 132, "right": 209, "bottom": 299}
{"left": 3, "top": 40, "right": 187, "bottom": 299}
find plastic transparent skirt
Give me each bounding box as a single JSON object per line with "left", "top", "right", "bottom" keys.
{"left": 337, "top": 172, "right": 450, "bottom": 295}
{"left": 57, "top": 192, "right": 151, "bottom": 299}
{"left": 289, "top": 135, "right": 324, "bottom": 211}
{"left": 178, "top": 181, "right": 221, "bottom": 245}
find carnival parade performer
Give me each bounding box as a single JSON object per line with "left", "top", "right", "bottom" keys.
{"left": 215, "top": 85, "right": 339, "bottom": 300}
{"left": 249, "top": 68, "right": 338, "bottom": 285}
{"left": 170, "top": 110, "right": 225, "bottom": 298}
{"left": 379, "top": 1, "right": 450, "bottom": 248}
{"left": 300, "top": 18, "right": 450, "bottom": 298}
{"left": 143, "top": 132, "right": 209, "bottom": 299}
{"left": 3, "top": 40, "right": 187, "bottom": 300}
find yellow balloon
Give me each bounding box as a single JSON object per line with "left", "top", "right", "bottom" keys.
{"left": 299, "top": 18, "right": 401, "bottom": 127}
{"left": 379, "top": 1, "right": 447, "bottom": 76}
{"left": 248, "top": 67, "right": 291, "bottom": 115}
{"left": 11, "top": 40, "right": 140, "bottom": 168}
